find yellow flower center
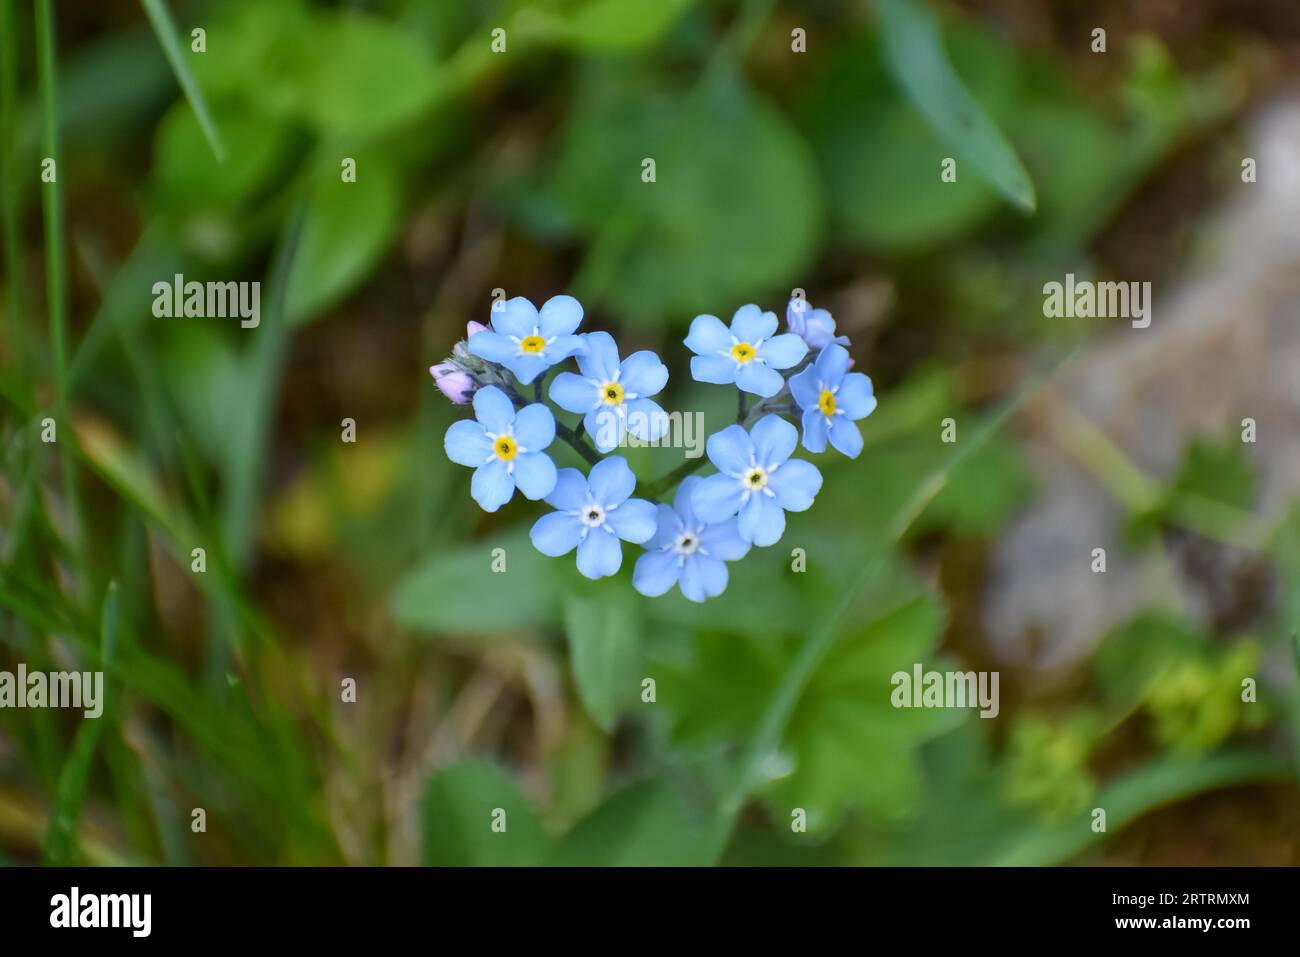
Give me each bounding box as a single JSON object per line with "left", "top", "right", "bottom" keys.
{"left": 494, "top": 435, "right": 518, "bottom": 461}
{"left": 730, "top": 342, "right": 756, "bottom": 364}
{"left": 743, "top": 466, "right": 768, "bottom": 490}
{"left": 600, "top": 382, "right": 625, "bottom": 406}
{"left": 818, "top": 389, "right": 836, "bottom": 417}
{"left": 519, "top": 335, "right": 546, "bottom": 354}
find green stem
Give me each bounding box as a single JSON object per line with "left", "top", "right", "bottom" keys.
{"left": 0, "top": 0, "right": 21, "bottom": 381}
{"left": 35, "top": 0, "right": 83, "bottom": 564}
{"left": 737, "top": 389, "right": 747, "bottom": 423}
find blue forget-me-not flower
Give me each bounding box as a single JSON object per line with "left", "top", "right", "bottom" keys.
{"left": 467, "top": 294, "right": 585, "bottom": 385}
{"left": 788, "top": 343, "right": 877, "bottom": 458}
{"left": 691, "top": 415, "right": 822, "bottom": 547}
{"left": 685, "top": 304, "right": 808, "bottom": 398}
{"left": 530, "top": 457, "right": 658, "bottom": 579}
{"left": 548, "top": 332, "right": 670, "bottom": 453}
{"left": 444, "top": 386, "right": 558, "bottom": 512}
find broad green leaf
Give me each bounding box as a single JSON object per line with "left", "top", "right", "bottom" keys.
{"left": 877, "top": 0, "right": 1035, "bottom": 212}
{"left": 285, "top": 156, "right": 402, "bottom": 325}
{"left": 563, "top": 587, "right": 640, "bottom": 732}
{"left": 548, "top": 780, "right": 713, "bottom": 866}
{"left": 154, "top": 102, "right": 295, "bottom": 214}
{"left": 391, "top": 529, "right": 563, "bottom": 635}
{"left": 420, "top": 761, "right": 549, "bottom": 866}
{"left": 540, "top": 72, "right": 821, "bottom": 323}
{"left": 557, "top": 0, "right": 694, "bottom": 51}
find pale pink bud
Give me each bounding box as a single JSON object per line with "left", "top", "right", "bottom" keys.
{"left": 429, "top": 363, "right": 477, "bottom": 405}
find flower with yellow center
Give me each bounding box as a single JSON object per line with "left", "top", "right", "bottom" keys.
{"left": 600, "top": 382, "right": 625, "bottom": 406}
{"left": 730, "top": 342, "right": 756, "bottom": 364}
{"left": 492, "top": 434, "right": 518, "bottom": 461}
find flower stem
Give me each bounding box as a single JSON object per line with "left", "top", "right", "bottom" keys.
{"left": 736, "top": 389, "right": 747, "bottom": 423}
{"left": 645, "top": 455, "right": 709, "bottom": 500}
{"left": 555, "top": 420, "right": 602, "bottom": 466}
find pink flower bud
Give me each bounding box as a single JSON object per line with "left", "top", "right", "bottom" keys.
{"left": 429, "top": 363, "right": 477, "bottom": 405}
{"left": 466, "top": 321, "right": 489, "bottom": 338}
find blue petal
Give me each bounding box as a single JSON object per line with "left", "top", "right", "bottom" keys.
{"left": 828, "top": 415, "right": 865, "bottom": 459}
{"left": 606, "top": 497, "right": 658, "bottom": 543}
{"left": 493, "top": 297, "right": 539, "bottom": 339}
{"left": 690, "top": 354, "right": 737, "bottom": 385}
{"left": 756, "top": 333, "right": 808, "bottom": 370}
{"left": 786, "top": 297, "right": 809, "bottom": 335}
{"left": 647, "top": 502, "right": 683, "bottom": 549}
{"left": 619, "top": 350, "right": 668, "bottom": 397}
{"left": 750, "top": 414, "right": 797, "bottom": 468}
{"left": 549, "top": 372, "right": 597, "bottom": 414}
{"left": 769, "top": 458, "right": 822, "bottom": 511}
{"left": 545, "top": 334, "right": 585, "bottom": 363}
{"left": 472, "top": 386, "right": 515, "bottom": 433}
{"left": 585, "top": 406, "right": 624, "bottom": 453}
{"left": 788, "top": 362, "right": 820, "bottom": 411}
{"left": 513, "top": 451, "right": 557, "bottom": 500}
{"left": 546, "top": 468, "right": 589, "bottom": 510}
{"left": 633, "top": 549, "right": 681, "bottom": 598}
{"left": 699, "top": 518, "right": 749, "bottom": 561}
{"left": 502, "top": 352, "right": 549, "bottom": 385}
{"left": 466, "top": 330, "right": 516, "bottom": 364}
{"left": 730, "top": 304, "right": 777, "bottom": 343}
{"left": 513, "top": 403, "right": 555, "bottom": 451}
{"left": 706, "top": 424, "right": 753, "bottom": 476}
{"left": 735, "top": 361, "right": 784, "bottom": 398}
{"left": 684, "top": 314, "right": 730, "bottom": 356}
{"left": 815, "top": 343, "right": 852, "bottom": 384}
{"left": 444, "top": 420, "right": 490, "bottom": 467}
{"left": 836, "top": 372, "right": 877, "bottom": 420}
{"left": 680, "top": 554, "right": 728, "bottom": 602}
{"left": 673, "top": 475, "right": 703, "bottom": 526}
{"left": 800, "top": 407, "right": 829, "bottom": 453}
{"left": 738, "top": 492, "right": 785, "bottom": 546}
{"left": 624, "top": 397, "right": 668, "bottom": 443}
{"left": 587, "top": 455, "right": 636, "bottom": 506}
{"left": 531, "top": 510, "right": 582, "bottom": 556}
{"left": 538, "top": 294, "right": 583, "bottom": 337}
{"left": 576, "top": 331, "right": 621, "bottom": 383}
{"left": 577, "top": 528, "right": 622, "bottom": 579}
{"left": 692, "top": 473, "right": 743, "bottom": 523}
{"left": 470, "top": 459, "right": 515, "bottom": 512}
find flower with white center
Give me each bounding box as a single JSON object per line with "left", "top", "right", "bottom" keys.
{"left": 529, "top": 457, "right": 658, "bottom": 579}
{"left": 691, "top": 415, "right": 823, "bottom": 546}
{"left": 443, "top": 386, "right": 558, "bottom": 512}
{"left": 684, "top": 304, "right": 808, "bottom": 398}
{"left": 633, "top": 476, "right": 750, "bottom": 602}
{"left": 788, "top": 343, "right": 877, "bottom": 458}
{"left": 467, "top": 294, "right": 586, "bottom": 385}
{"left": 548, "top": 332, "right": 669, "bottom": 453}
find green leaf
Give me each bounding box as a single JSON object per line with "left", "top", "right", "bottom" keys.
{"left": 548, "top": 780, "right": 714, "bottom": 866}
{"left": 391, "top": 528, "right": 563, "bottom": 635}
{"left": 541, "top": 73, "right": 821, "bottom": 323}
{"left": 285, "top": 156, "right": 402, "bottom": 325}
{"left": 420, "top": 761, "right": 549, "bottom": 866}
{"left": 563, "top": 587, "right": 640, "bottom": 732}
{"left": 877, "top": 0, "right": 1035, "bottom": 212}
{"left": 556, "top": 0, "right": 694, "bottom": 51}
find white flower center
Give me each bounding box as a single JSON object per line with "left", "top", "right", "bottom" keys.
{"left": 673, "top": 528, "right": 703, "bottom": 557}
{"left": 578, "top": 501, "right": 607, "bottom": 529}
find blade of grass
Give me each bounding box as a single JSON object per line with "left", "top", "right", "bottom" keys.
{"left": 40, "top": 582, "right": 119, "bottom": 865}
{"left": 138, "top": 0, "right": 224, "bottom": 161}
{"left": 0, "top": 0, "right": 23, "bottom": 379}
{"left": 706, "top": 351, "right": 1075, "bottom": 860}
{"left": 35, "top": 0, "right": 85, "bottom": 570}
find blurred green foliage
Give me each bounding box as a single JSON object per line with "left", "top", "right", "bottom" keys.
{"left": 0, "top": 0, "right": 1297, "bottom": 867}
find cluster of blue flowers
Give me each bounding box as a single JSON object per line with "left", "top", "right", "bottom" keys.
{"left": 433, "top": 293, "right": 876, "bottom": 601}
